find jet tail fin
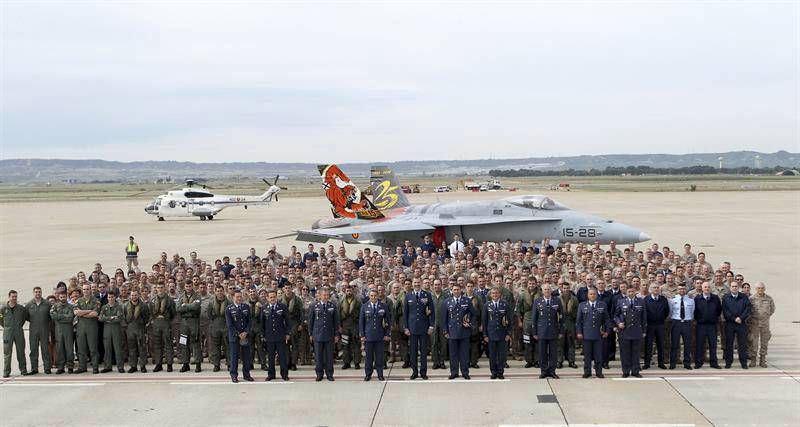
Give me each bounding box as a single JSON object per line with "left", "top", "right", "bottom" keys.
{"left": 369, "top": 165, "right": 411, "bottom": 210}
{"left": 317, "top": 164, "right": 384, "bottom": 220}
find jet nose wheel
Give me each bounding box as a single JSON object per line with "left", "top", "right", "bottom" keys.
{"left": 208, "top": 215, "right": 214, "bottom": 220}
{"left": 158, "top": 217, "right": 165, "bottom": 221}
{"left": 200, "top": 216, "right": 206, "bottom": 221}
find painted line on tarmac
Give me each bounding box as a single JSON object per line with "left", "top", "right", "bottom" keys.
{"left": 387, "top": 379, "right": 509, "bottom": 383}
{"left": 611, "top": 377, "right": 663, "bottom": 381}
{"left": 499, "top": 424, "right": 695, "bottom": 427}
{"left": 169, "top": 381, "right": 295, "bottom": 385}
{"left": 3, "top": 382, "right": 104, "bottom": 387}
{"left": 666, "top": 376, "right": 724, "bottom": 380}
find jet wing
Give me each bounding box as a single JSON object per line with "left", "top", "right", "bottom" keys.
{"left": 293, "top": 215, "right": 558, "bottom": 240}
{"left": 425, "top": 215, "right": 559, "bottom": 227}
{"left": 296, "top": 221, "right": 435, "bottom": 239}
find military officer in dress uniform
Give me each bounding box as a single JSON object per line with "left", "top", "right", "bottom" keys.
{"left": 359, "top": 289, "right": 391, "bottom": 381}
{"left": 722, "top": 281, "right": 752, "bottom": 369}
{"left": 693, "top": 281, "right": 723, "bottom": 369}
{"left": 403, "top": 279, "right": 435, "bottom": 380}
{"left": 225, "top": 289, "right": 254, "bottom": 383}
{"left": 261, "top": 289, "right": 290, "bottom": 381}
{"left": 309, "top": 287, "right": 340, "bottom": 381}
{"left": 532, "top": 284, "right": 564, "bottom": 379}
{"left": 614, "top": 286, "right": 647, "bottom": 377}
{"left": 483, "top": 287, "right": 512, "bottom": 379}
{"left": 576, "top": 288, "right": 611, "bottom": 378}
{"left": 442, "top": 283, "right": 476, "bottom": 380}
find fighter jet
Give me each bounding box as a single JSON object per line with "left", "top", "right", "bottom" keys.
{"left": 287, "top": 164, "right": 650, "bottom": 247}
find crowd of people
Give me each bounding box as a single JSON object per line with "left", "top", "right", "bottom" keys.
{"left": 0, "top": 237, "right": 776, "bottom": 383}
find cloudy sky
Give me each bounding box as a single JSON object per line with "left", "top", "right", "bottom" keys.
{"left": 1, "top": 1, "right": 797, "bottom": 163}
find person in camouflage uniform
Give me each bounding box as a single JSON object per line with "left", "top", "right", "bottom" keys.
{"left": 150, "top": 283, "right": 176, "bottom": 372}
{"left": 74, "top": 284, "right": 101, "bottom": 374}
{"left": 748, "top": 282, "right": 776, "bottom": 368}
{"left": 281, "top": 285, "right": 305, "bottom": 370}
{"left": 1, "top": 290, "right": 28, "bottom": 377}
{"left": 207, "top": 284, "right": 231, "bottom": 371}
{"left": 339, "top": 284, "right": 362, "bottom": 369}
{"left": 176, "top": 281, "right": 202, "bottom": 373}
{"left": 124, "top": 289, "right": 150, "bottom": 372}
{"left": 99, "top": 290, "right": 125, "bottom": 373}
{"left": 50, "top": 291, "right": 74, "bottom": 374}
{"left": 558, "top": 282, "right": 579, "bottom": 368}
{"left": 25, "top": 286, "right": 51, "bottom": 374}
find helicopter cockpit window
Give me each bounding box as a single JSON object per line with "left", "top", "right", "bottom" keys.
{"left": 506, "top": 196, "right": 567, "bottom": 210}
{"left": 184, "top": 191, "right": 213, "bottom": 198}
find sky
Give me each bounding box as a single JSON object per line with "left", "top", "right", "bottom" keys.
{"left": 1, "top": 1, "right": 798, "bottom": 163}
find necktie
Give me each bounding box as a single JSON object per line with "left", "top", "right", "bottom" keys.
{"left": 591, "top": 302, "right": 595, "bottom": 309}
{"left": 680, "top": 298, "right": 685, "bottom": 320}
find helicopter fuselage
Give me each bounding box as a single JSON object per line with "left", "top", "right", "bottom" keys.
{"left": 144, "top": 186, "right": 279, "bottom": 220}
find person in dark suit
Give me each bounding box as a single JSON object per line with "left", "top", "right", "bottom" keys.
{"left": 643, "top": 284, "right": 670, "bottom": 369}
{"left": 225, "top": 289, "right": 253, "bottom": 383}
{"left": 442, "top": 283, "right": 476, "bottom": 380}
{"left": 308, "top": 287, "right": 340, "bottom": 381}
{"left": 532, "top": 284, "right": 564, "bottom": 379}
{"left": 403, "top": 279, "right": 435, "bottom": 380}
{"left": 614, "top": 286, "right": 647, "bottom": 378}
{"left": 694, "top": 281, "right": 723, "bottom": 369}
{"left": 722, "top": 281, "right": 752, "bottom": 369}
{"left": 359, "top": 289, "right": 391, "bottom": 381}
{"left": 483, "top": 287, "right": 512, "bottom": 379}
{"left": 261, "top": 289, "right": 290, "bottom": 381}
{"left": 577, "top": 288, "right": 612, "bottom": 378}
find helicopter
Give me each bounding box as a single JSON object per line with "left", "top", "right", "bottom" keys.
{"left": 142, "top": 177, "right": 286, "bottom": 221}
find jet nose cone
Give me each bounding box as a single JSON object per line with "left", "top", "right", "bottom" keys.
{"left": 638, "top": 232, "right": 651, "bottom": 242}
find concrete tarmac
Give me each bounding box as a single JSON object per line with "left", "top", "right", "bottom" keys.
{"left": 1, "top": 190, "right": 799, "bottom": 425}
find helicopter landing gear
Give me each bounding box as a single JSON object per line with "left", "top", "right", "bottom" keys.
{"left": 158, "top": 217, "right": 165, "bottom": 221}
{"left": 207, "top": 215, "right": 214, "bottom": 220}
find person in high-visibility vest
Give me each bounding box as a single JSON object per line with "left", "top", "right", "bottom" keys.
{"left": 125, "top": 236, "right": 140, "bottom": 274}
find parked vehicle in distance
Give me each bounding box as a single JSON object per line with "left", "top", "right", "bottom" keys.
{"left": 434, "top": 185, "right": 452, "bottom": 193}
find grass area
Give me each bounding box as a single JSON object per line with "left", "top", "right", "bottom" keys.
{"left": 0, "top": 175, "right": 797, "bottom": 202}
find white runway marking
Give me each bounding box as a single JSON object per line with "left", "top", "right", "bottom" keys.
{"left": 611, "top": 377, "right": 663, "bottom": 381}
{"left": 387, "top": 379, "right": 509, "bottom": 383}
{"left": 3, "top": 382, "right": 104, "bottom": 387}
{"left": 666, "top": 376, "right": 724, "bottom": 380}
{"left": 169, "top": 381, "right": 295, "bottom": 385}
{"left": 500, "top": 424, "right": 695, "bottom": 427}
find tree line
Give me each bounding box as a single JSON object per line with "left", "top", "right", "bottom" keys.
{"left": 489, "top": 165, "right": 797, "bottom": 177}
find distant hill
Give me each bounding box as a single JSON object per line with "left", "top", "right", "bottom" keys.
{"left": 0, "top": 151, "right": 797, "bottom": 183}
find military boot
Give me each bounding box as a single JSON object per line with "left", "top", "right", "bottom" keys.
{"left": 180, "top": 363, "right": 190, "bottom": 372}
{"left": 749, "top": 358, "right": 757, "bottom": 367}
{"left": 194, "top": 363, "right": 202, "bottom": 373}
{"left": 759, "top": 356, "right": 768, "bottom": 368}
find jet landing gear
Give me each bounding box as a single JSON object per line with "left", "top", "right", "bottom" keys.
{"left": 199, "top": 215, "right": 214, "bottom": 221}
{"left": 158, "top": 217, "right": 165, "bottom": 221}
